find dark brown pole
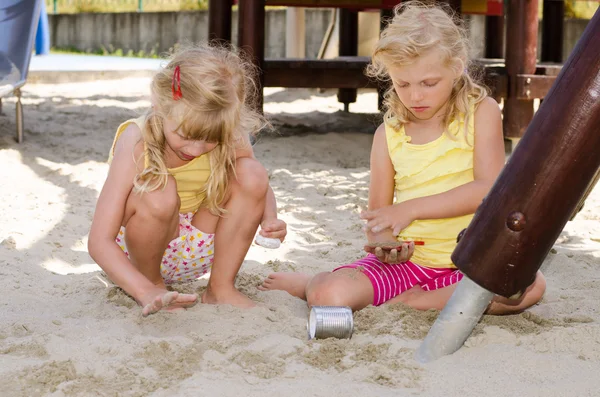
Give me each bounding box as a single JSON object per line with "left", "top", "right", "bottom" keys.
{"left": 377, "top": 8, "right": 394, "bottom": 111}
{"left": 208, "top": 0, "right": 232, "bottom": 43}
{"left": 337, "top": 8, "right": 359, "bottom": 112}
{"left": 485, "top": 15, "right": 504, "bottom": 59}
{"left": 541, "top": 0, "right": 564, "bottom": 63}
{"left": 238, "top": 0, "right": 265, "bottom": 112}
{"left": 503, "top": 0, "right": 539, "bottom": 139}
{"left": 451, "top": 10, "right": 600, "bottom": 298}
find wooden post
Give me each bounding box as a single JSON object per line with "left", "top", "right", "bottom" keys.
{"left": 238, "top": 0, "right": 266, "bottom": 112}
{"left": 485, "top": 15, "right": 504, "bottom": 59}
{"left": 209, "top": 0, "right": 232, "bottom": 44}
{"left": 377, "top": 8, "right": 394, "bottom": 111}
{"left": 541, "top": 0, "right": 564, "bottom": 63}
{"left": 503, "top": 0, "right": 539, "bottom": 139}
{"left": 286, "top": 7, "right": 306, "bottom": 58}
{"left": 337, "top": 8, "right": 358, "bottom": 112}
{"left": 451, "top": 10, "right": 600, "bottom": 298}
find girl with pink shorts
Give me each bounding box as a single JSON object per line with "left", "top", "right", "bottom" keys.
{"left": 259, "top": 2, "right": 545, "bottom": 314}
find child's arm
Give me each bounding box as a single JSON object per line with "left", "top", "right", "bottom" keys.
{"left": 361, "top": 123, "right": 416, "bottom": 263}
{"left": 364, "top": 97, "right": 505, "bottom": 235}
{"left": 365, "top": 123, "right": 397, "bottom": 243}
{"left": 88, "top": 125, "right": 159, "bottom": 302}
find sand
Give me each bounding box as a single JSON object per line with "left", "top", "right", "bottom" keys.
{"left": 1, "top": 78, "right": 599, "bottom": 397}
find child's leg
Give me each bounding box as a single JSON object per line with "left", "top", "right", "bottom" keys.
{"left": 304, "top": 269, "right": 375, "bottom": 311}
{"left": 121, "top": 176, "right": 198, "bottom": 315}
{"left": 259, "top": 269, "right": 374, "bottom": 311}
{"left": 387, "top": 271, "right": 546, "bottom": 315}
{"left": 487, "top": 271, "right": 546, "bottom": 314}
{"left": 258, "top": 273, "right": 313, "bottom": 300}
{"left": 261, "top": 254, "right": 430, "bottom": 311}
{"left": 193, "top": 157, "right": 269, "bottom": 308}
{"left": 122, "top": 175, "right": 180, "bottom": 285}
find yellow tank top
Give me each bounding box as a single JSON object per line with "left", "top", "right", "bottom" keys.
{"left": 107, "top": 116, "right": 211, "bottom": 214}
{"left": 385, "top": 104, "right": 476, "bottom": 269}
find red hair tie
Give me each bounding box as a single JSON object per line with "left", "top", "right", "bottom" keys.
{"left": 172, "top": 65, "right": 182, "bottom": 100}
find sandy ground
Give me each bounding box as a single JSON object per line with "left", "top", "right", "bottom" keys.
{"left": 1, "top": 78, "right": 599, "bottom": 397}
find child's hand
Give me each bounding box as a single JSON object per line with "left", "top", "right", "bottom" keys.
{"left": 139, "top": 288, "right": 198, "bottom": 317}
{"left": 259, "top": 218, "right": 287, "bottom": 243}
{"left": 364, "top": 241, "right": 415, "bottom": 264}
{"left": 360, "top": 203, "right": 416, "bottom": 236}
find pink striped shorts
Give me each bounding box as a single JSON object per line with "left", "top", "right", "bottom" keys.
{"left": 333, "top": 254, "right": 463, "bottom": 306}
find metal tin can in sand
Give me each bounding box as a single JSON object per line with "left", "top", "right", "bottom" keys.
{"left": 307, "top": 306, "right": 353, "bottom": 340}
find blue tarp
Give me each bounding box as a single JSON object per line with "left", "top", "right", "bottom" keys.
{"left": 0, "top": 0, "right": 42, "bottom": 97}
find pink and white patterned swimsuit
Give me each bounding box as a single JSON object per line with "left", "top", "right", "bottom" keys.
{"left": 116, "top": 212, "right": 215, "bottom": 284}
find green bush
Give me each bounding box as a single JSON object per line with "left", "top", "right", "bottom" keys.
{"left": 45, "top": 0, "right": 209, "bottom": 13}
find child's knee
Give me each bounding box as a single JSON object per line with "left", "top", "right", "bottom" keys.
{"left": 306, "top": 276, "right": 350, "bottom": 307}
{"left": 529, "top": 270, "right": 546, "bottom": 304}
{"left": 393, "top": 285, "right": 425, "bottom": 307}
{"left": 233, "top": 158, "right": 268, "bottom": 199}
{"left": 138, "top": 176, "right": 180, "bottom": 221}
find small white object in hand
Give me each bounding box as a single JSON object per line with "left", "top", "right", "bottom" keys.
{"left": 255, "top": 235, "right": 281, "bottom": 249}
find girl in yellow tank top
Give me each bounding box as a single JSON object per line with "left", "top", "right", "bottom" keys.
{"left": 89, "top": 44, "right": 288, "bottom": 316}
{"left": 259, "top": 1, "right": 546, "bottom": 315}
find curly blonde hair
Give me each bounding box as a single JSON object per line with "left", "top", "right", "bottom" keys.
{"left": 366, "top": 1, "right": 488, "bottom": 141}
{"left": 133, "top": 43, "right": 267, "bottom": 215}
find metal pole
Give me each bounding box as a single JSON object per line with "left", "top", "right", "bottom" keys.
{"left": 415, "top": 277, "right": 494, "bottom": 364}
{"left": 15, "top": 89, "right": 24, "bottom": 144}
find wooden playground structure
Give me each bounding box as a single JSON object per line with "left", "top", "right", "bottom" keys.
{"left": 208, "top": 0, "right": 591, "bottom": 140}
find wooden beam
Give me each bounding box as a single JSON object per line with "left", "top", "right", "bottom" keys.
{"left": 337, "top": 8, "right": 359, "bottom": 110}
{"left": 485, "top": 15, "right": 504, "bottom": 59}
{"left": 238, "top": 0, "right": 266, "bottom": 111}
{"left": 264, "top": 58, "right": 376, "bottom": 88}
{"left": 515, "top": 74, "right": 557, "bottom": 100}
{"left": 208, "top": 0, "right": 232, "bottom": 43}
{"left": 378, "top": 7, "right": 394, "bottom": 110}
{"left": 541, "top": 0, "right": 564, "bottom": 63}
{"left": 503, "top": 0, "right": 539, "bottom": 138}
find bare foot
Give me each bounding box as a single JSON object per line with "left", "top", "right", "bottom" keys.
{"left": 139, "top": 288, "right": 198, "bottom": 317}
{"left": 258, "top": 272, "right": 312, "bottom": 300}
{"left": 201, "top": 286, "right": 256, "bottom": 308}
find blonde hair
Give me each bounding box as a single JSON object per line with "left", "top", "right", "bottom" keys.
{"left": 366, "top": 1, "right": 488, "bottom": 141}
{"left": 133, "top": 43, "right": 266, "bottom": 215}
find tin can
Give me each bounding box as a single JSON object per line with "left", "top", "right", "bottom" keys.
{"left": 307, "top": 306, "right": 354, "bottom": 340}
